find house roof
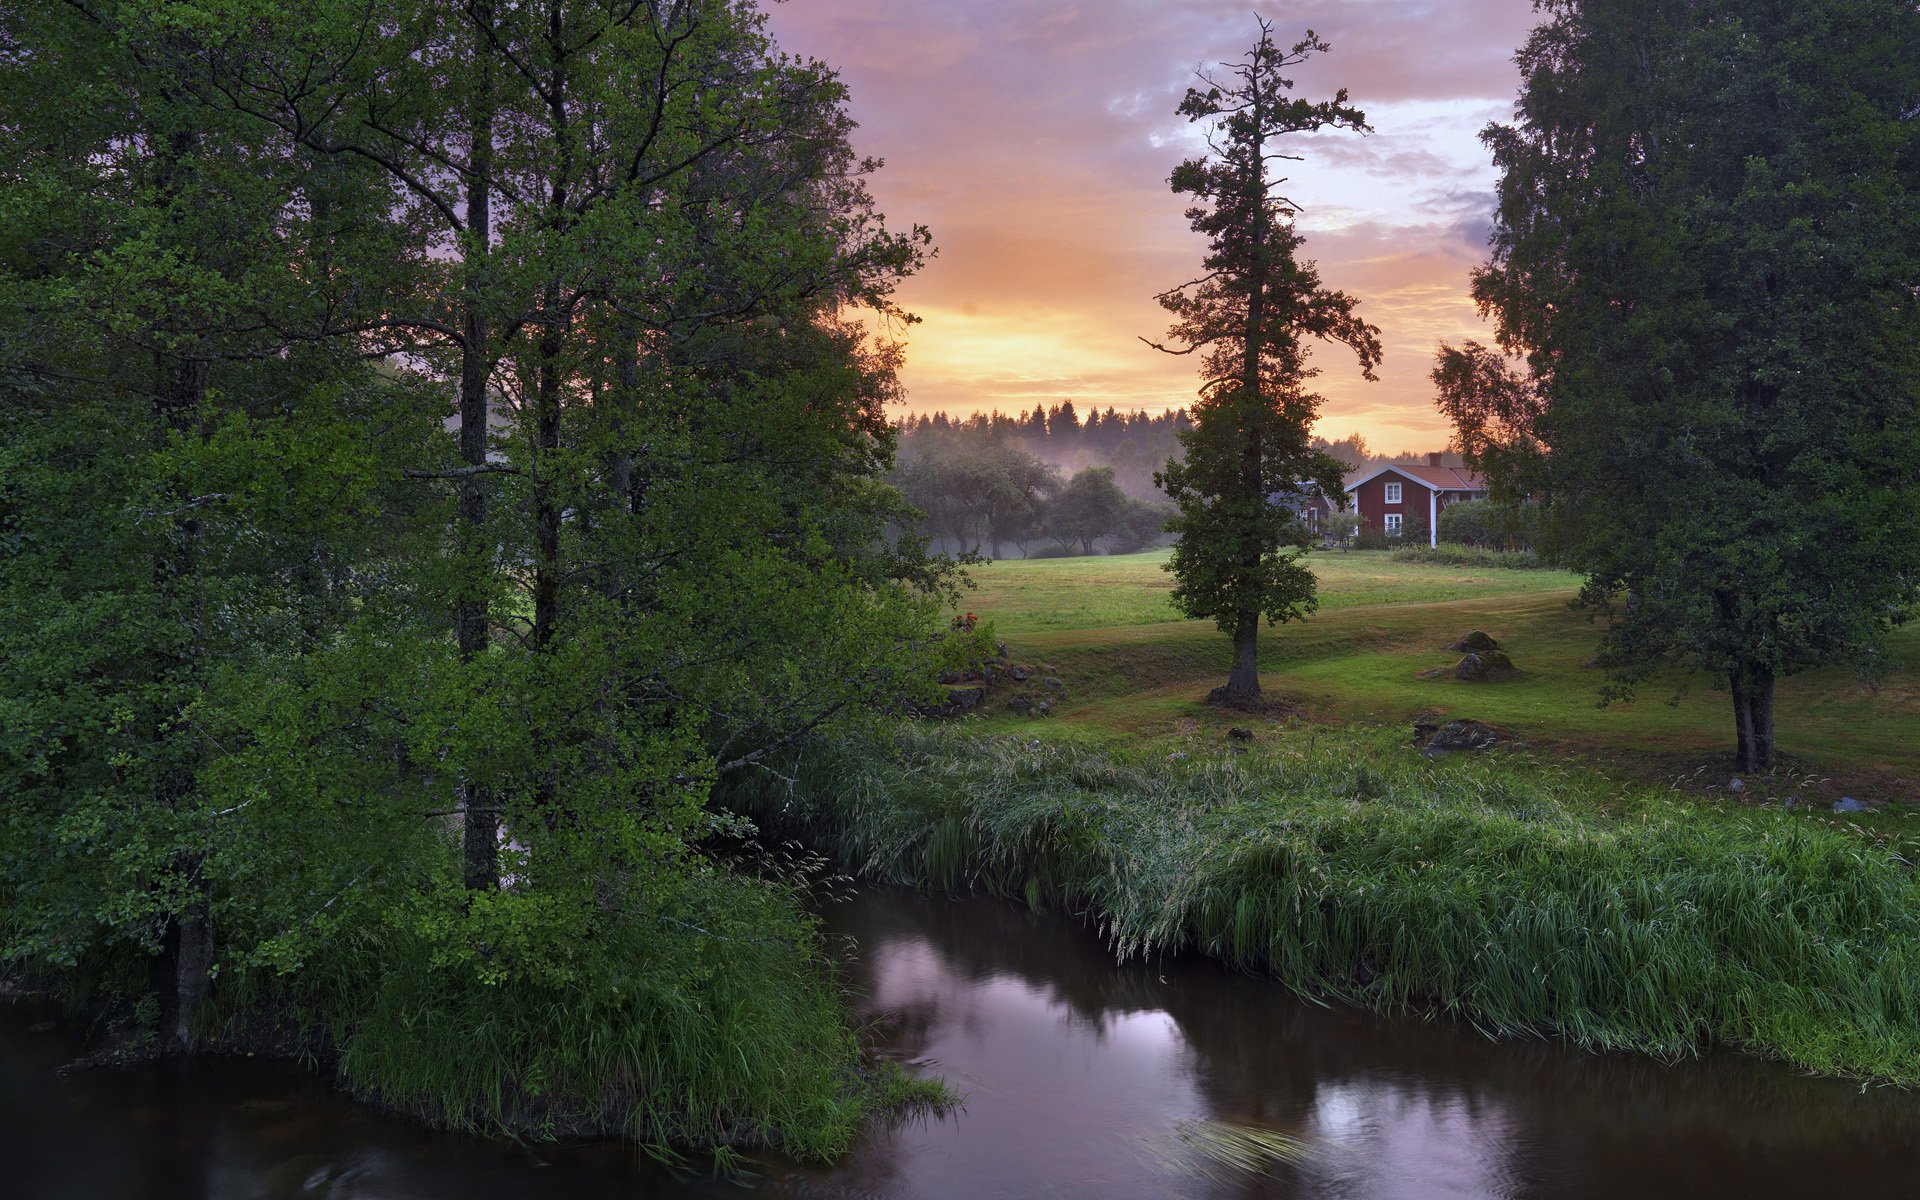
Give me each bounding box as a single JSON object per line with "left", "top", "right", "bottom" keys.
{"left": 1345, "top": 463, "right": 1487, "bottom": 494}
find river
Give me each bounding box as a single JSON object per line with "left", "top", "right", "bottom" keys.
{"left": 7, "top": 887, "right": 1920, "bottom": 1199}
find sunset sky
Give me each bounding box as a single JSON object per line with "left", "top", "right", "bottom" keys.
{"left": 765, "top": 0, "right": 1542, "bottom": 451}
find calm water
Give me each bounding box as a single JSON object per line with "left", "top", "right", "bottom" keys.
{"left": 7, "top": 888, "right": 1920, "bottom": 1199}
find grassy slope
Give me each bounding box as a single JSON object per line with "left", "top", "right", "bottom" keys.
{"left": 963, "top": 549, "right": 1920, "bottom": 783}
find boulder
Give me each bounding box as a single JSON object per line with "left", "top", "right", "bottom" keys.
{"left": 1036, "top": 700, "right": 1053, "bottom": 716}
{"left": 1454, "top": 650, "right": 1519, "bottom": 682}
{"left": 1448, "top": 630, "right": 1501, "bottom": 654}
{"left": 1040, "top": 676, "right": 1066, "bottom": 694}
{"left": 1006, "top": 696, "right": 1034, "bottom": 716}
{"left": 950, "top": 686, "right": 986, "bottom": 713}
{"left": 1422, "top": 719, "right": 1500, "bottom": 756}
{"left": 1008, "top": 665, "right": 1032, "bottom": 682}
{"left": 1833, "top": 796, "right": 1871, "bottom": 813}
{"left": 1227, "top": 727, "right": 1254, "bottom": 742}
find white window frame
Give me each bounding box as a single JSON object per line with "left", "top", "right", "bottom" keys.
{"left": 1384, "top": 513, "right": 1402, "bottom": 534}
{"left": 1384, "top": 481, "right": 1402, "bottom": 503}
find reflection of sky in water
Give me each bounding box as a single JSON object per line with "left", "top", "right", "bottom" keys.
{"left": 858, "top": 925, "right": 1536, "bottom": 1199}
{"left": 17, "top": 888, "right": 1920, "bottom": 1200}
{"left": 1304, "top": 1081, "right": 1524, "bottom": 1200}
{"left": 861, "top": 934, "right": 1207, "bottom": 1199}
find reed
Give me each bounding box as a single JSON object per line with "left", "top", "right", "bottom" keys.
{"left": 726, "top": 727, "right": 1920, "bottom": 1083}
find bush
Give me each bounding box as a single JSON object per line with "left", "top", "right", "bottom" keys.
{"left": 1437, "top": 498, "right": 1543, "bottom": 550}
{"left": 1391, "top": 543, "right": 1557, "bottom": 570}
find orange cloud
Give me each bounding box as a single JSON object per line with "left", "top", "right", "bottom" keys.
{"left": 767, "top": 0, "right": 1540, "bottom": 450}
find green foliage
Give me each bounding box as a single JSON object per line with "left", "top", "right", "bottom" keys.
{"left": 1149, "top": 22, "right": 1380, "bottom": 700}
{"left": 1046, "top": 465, "right": 1128, "bottom": 555}
{"left": 332, "top": 872, "right": 897, "bottom": 1160}
{"left": 1434, "top": 498, "right": 1546, "bottom": 552}
{"left": 1455, "top": 0, "right": 1920, "bottom": 769}
{"left": 734, "top": 729, "right": 1920, "bottom": 1083}
{"left": 1390, "top": 544, "right": 1555, "bottom": 571}
{"left": 0, "top": 0, "right": 951, "bottom": 1156}
{"left": 892, "top": 437, "right": 1058, "bottom": 557}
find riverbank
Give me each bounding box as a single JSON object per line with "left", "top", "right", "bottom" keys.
{"left": 4, "top": 866, "right": 944, "bottom": 1164}
{"left": 727, "top": 725, "right": 1920, "bottom": 1084}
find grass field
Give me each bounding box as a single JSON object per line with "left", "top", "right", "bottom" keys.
{"left": 959, "top": 549, "right": 1920, "bottom": 788}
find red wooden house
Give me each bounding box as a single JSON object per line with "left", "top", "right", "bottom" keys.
{"left": 1344, "top": 454, "right": 1488, "bottom": 546}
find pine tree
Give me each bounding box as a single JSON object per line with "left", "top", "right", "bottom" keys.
{"left": 1148, "top": 22, "right": 1380, "bottom": 706}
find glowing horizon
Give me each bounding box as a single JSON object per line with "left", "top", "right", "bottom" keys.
{"left": 766, "top": 0, "right": 1538, "bottom": 451}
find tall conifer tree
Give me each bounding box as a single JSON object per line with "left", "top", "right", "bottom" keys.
{"left": 1149, "top": 22, "right": 1380, "bottom": 706}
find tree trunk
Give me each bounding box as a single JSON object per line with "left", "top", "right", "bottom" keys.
{"left": 1729, "top": 662, "right": 1776, "bottom": 772}
{"left": 459, "top": 8, "right": 498, "bottom": 892}
{"left": 1215, "top": 611, "right": 1262, "bottom": 706}
{"left": 154, "top": 894, "right": 213, "bottom": 1053}
{"left": 154, "top": 345, "right": 212, "bottom": 1055}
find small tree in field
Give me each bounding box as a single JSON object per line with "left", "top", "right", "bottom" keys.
{"left": 1148, "top": 22, "right": 1381, "bottom": 706}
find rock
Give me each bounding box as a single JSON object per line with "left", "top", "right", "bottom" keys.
{"left": 1166, "top": 751, "right": 1189, "bottom": 763}
{"left": 1006, "top": 696, "right": 1034, "bottom": 716}
{"left": 1454, "top": 650, "right": 1519, "bottom": 682}
{"left": 1833, "top": 796, "right": 1870, "bottom": 813}
{"left": 950, "top": 686, "right": 986, "bottom": 712}
{"left": 1008, "top": 665, "right": 1032, "bottom": 681}
{"left": 1041, "top": 676, "right": 1066, "bottom": 694}
{"left": 981, "top": 664, "right": 997, "bottom": 686}
{"left": 1448, "top": 630, "right": 1501, "bottom": 654}
{"left": 1227, "top": 727, "right": 1254, "bottom": 742}
{"left": 1783, "top": 795, "right": 1800, "bottom": 809}
{"left": 1423, "top": 719, "right": 1500, "bottom": 756}
{"left": 1728, "top": 777, "right": 1745, "bottom": 793}
{"left": 995, "top": 641, "right": 1009, "bottom": 659}
{"left": 1036, "top": 700, "right": 1052, "bottom": 715}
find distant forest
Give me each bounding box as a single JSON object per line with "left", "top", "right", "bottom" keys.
{"left": 891, "top": 404, "right": 1458, "bottom": 558}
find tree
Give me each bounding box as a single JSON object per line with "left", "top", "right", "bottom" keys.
{"left": 1046, "top": 465, "right": 1128, "bottom": 554}
{"left": 0, "top": 0, "right": 949, "bottom": 1150}
{"left": 1449, "top": 0, "right": 1920, "bottom": 771}
{"left": 1147, "top": 22, "right": 1381, "bottom": 706}
{"left": 1323, "top": 510, "right": 1361, "bottom": 550}
{"left": 1111, "top": 496, "right": 1178, "bottom": 554}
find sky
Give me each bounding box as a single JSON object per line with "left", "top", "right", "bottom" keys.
{"left": 763, "top": 0, "right": 1543, "bottom": 451}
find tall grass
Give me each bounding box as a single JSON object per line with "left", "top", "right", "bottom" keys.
{"left": 726, "top": 727, "right": 1920, "bottom": 1083}
{"left": 219, "top": 867, "right": 935, "bottom": 1162}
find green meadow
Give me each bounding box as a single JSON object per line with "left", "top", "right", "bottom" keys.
{"left": 962, "top": 549, "right": 1920, "bottom": 787}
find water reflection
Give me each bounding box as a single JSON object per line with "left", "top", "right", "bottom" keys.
{"left": 7, "top": 886, "right": 1920, "bottom": 1198}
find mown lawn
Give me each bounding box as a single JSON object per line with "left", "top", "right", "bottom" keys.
{"left": 959, "top": 549, "right": 1920, "bottom": 785}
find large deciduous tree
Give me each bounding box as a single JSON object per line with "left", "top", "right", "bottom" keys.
{"left": 1149, "top": 22, "right": 1380, "bottom": 707}
{"left": 1443, "top": 0, "right": 1920, "bottom": 771}
{"left": 1, "top": 0, "right": 947, "bottom": 1150}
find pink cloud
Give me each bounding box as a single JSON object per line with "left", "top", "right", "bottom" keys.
{"left": 765, "top": 0, "right": 1538, "bottom": 447}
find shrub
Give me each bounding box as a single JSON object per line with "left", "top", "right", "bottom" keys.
{"left": 1390, "top": 543, "right": 1556, "bottom": 570}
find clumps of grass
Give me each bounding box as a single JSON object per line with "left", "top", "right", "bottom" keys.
{"left": 727, "top": 727, "right": 1920, "bottom": 1084}
{"left": 1390, "top": 544, "right": 1555, "bottom": 570}
{"left": 259, "top": 866, "right": 939, "bottom": 1163}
